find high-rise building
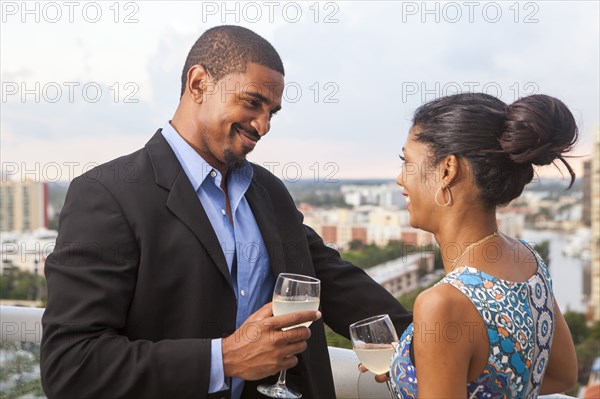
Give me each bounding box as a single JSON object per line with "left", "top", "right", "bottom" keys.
{"left": 590, "top": 127, "right": 600, "bottom": 322}
{"left": 341, "top": 184, "right": 405, "bottom": 208}
{"left": 0, "top": 180, "right": 48, "bottom": 232}
{"left": 583, "top": 159, "right": 592, "bottom": 226}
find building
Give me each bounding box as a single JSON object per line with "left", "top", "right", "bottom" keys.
{"left": 302, "top": 205, "right": 435, "bottom": 249}
{"left": 341, "top": 184, "right": 405, "bottom": 208}
{"left": 0, "top": 180, "right": 48, "bottom": 232}
{"left": 496, "top": 210, "right": 526, "bottom": 238}
{"left": 583, "top": 159, "right": 592, "bottom": 226}
{"left": 366, "top": 252, "right": 435, "bottom": 297}
{"left": 367, "top": 207, "right": 407, "bottom": 247}
{"left": 0, "top": 228, "right": 57, "bottom": 276}
{"left": 302, "top": 206, "right": 370, "bottom": 248}
{"left": 589, "top": 127, "right": 600, "bottom": 322}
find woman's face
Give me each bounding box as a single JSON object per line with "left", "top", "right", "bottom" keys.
{"left": 396, "top": 127, "right": 442, "bottom": 231}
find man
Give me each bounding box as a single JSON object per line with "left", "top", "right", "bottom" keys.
{"left": 40, "top": 25, "right": 411, "bottom": 399}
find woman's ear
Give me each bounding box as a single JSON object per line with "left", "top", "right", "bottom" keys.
{"left": 440, "top": 154, "right": 459, "bottom": 187}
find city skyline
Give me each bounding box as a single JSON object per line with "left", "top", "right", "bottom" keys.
{"left": 1, "top": 1, "right": 599, "bottom": 181}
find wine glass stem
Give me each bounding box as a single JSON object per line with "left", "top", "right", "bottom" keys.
{"left": 276, "top": 369, "right": 287, "bottom": 386}
{"left": 385, "top": 379, "right": 394, "bottom": 398}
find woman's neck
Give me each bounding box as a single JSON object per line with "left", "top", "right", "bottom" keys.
{"left": 434, "top": 206, "right": 498, "bottom": 274}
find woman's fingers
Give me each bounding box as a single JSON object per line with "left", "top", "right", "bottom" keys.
{"left": 358, "top": 363, "right": 391, "bottom": 383}
{"left": 375, "top": 372, "right": 390, "bottom": 383}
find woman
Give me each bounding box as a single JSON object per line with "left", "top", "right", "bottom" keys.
{"left": 383, "top": 93, "right": 577, "bottom": 397}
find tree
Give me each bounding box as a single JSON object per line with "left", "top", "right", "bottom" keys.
{"left": 533, "top": 240, "right": 550, "bottom": 266}
{"left": 342, "top": 241, "right": 411, "bottom": 269}
{"left": 325, "top": 325, "right": 352, "bottom": 349}
{"left": 563, "top": 312, "right": 600, "bottom": 387}
{"left": 564, "top": 310, "right": 589, "bottom": 345}
{"left": 418, "top": 259, "right": 429, "bottom": 278}
{"left": 575, "top": 328, "right": 600, "bottom": 387}
{"left": 0, "top": 342, "right": 44, "bottom": 399}
{"left": 422, "top": 244, "right": 444, "bottom": 270}
{"left": 348, "top": 239, "right": 365, "bottom": 250}
{"left": 0, "top": 269, "right": 47, "bottom": 301}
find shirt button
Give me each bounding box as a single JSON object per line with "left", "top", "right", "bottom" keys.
{"left": 240, "top": 290, "right": 246, "bottom": 297}
{"left": 210, "top": 170, "right": 217, "bottom": 178}
{"left": 221, "top": 209, "right": 226, "bottom": 215}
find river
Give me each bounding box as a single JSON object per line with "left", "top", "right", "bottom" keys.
{"left": 522, "top": 229, "right": 588, "bottom": 313}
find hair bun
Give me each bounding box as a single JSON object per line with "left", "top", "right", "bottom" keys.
{"left": 500, "top": 94, "right": 578, "bottom": 166}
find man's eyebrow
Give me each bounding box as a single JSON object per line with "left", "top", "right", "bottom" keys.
{"left": 244, "top": 91, "right": 282, "bottom": 113}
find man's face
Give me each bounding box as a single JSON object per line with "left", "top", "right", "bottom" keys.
{"left": 194, "top": 63, "right": 284, "bottom": 171}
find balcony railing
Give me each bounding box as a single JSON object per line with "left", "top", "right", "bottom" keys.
{"left": 0, "top": 306, "right": 574, "bottom": 398}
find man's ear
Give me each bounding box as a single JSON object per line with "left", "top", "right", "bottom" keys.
{"left": 186, "top": 65, "right": 210, "bottom": 104}
{"left": 440, "top": 154, "right": 459, "bottom": 187}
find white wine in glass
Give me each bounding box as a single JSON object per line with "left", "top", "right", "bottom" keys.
{"left": 353, "top": 344, "right": 396, "bottom": 375}
{"left": 272, "top": 296, "right": 320, "bottom": 329}
{"left": 257, "top": 273, "right": 321, "bottom": 398}
{"left": 349, "top": 314, "right": 399, "bottom": 397}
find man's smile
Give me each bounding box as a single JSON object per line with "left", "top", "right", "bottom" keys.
{"left": 235, "top": 125, "right": 260, "bottom": 151}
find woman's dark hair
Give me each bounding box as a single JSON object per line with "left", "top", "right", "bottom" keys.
{"left": 180, "top": 25, "right": 285, "bottom": 98}
{"left": 412, "top": 93, "right": 578, "bottom": 207}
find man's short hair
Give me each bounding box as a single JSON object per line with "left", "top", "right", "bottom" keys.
{"left": 180, "top": 25, "right": 285, "bottom": 98}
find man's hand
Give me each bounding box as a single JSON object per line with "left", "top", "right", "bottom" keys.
{"left": 222, "top": 302, "right": 321, "bottom": 381}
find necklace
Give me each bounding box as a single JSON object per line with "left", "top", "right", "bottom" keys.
{"left": 450, "top": 231, "right": 500, "bottom": 272}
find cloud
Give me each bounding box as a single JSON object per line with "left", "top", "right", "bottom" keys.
{"left": 1, "top": 1, "right": 598, "bottom": 179}
{"left": 1, "top": 133, "right": 148, "bottom": 182}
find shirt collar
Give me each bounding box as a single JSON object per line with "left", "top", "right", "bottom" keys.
{"left": 161, "top": 121, "right": 253, "bottom": 191}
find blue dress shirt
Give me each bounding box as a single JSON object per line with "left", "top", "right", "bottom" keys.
{"left": 162, "top": 122, "right": 275, "bottom": 399}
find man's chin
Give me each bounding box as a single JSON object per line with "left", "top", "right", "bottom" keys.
{"left": 224, "top": 150, "right": 247, "bottom": 171}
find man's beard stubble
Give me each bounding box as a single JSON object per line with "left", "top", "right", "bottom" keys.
{"left": 223, "top": 128, "right": 249, "bottom": 171}
{"left": 224, "top": 148, "right": 246, "bottom": 171}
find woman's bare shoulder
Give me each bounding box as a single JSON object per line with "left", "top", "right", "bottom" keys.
{"left": 413, "top": 283, "right": 481, "bottom": 327}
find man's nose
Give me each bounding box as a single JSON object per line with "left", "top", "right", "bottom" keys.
{"left": 250, "top": 113, "right": 271, "bottom": 136}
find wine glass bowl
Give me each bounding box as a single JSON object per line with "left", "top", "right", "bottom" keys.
{"left": 272, "top": 274, "right": 321, "bottom": 329}
{"left": 349, "top": 314, "right": 399, "bottom": 396}
{"left": 258, "top": 273, "right": 321, "bottom": 398}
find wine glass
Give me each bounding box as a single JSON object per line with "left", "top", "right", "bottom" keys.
{"left": 257, "top": 273, "right": 321, "bottom": 398}
{"left": 349, "top": 314, "right": 399, "bottom": 397}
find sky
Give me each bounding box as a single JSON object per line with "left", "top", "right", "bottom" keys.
{"left": 1, "top": 0, "right": 599, "bottom": 183}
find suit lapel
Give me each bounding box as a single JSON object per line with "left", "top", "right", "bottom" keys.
{"left": 245, "top": 175, "right": 286, "bottom": 277}
{"left": 146, "top": 131, "right": 233, "bottom": 291}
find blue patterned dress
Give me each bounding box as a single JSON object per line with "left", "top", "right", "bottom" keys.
{"left": 390, "top": 241, "right": 555, "bottom": 398}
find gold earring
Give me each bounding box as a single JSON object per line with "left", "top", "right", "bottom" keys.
{"left": 434, "top": 184, "right": 452, "bottom": 207}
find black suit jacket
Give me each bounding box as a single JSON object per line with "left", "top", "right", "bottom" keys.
{"left": 40, "top": 131, "right": 412, "bottom": 398}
